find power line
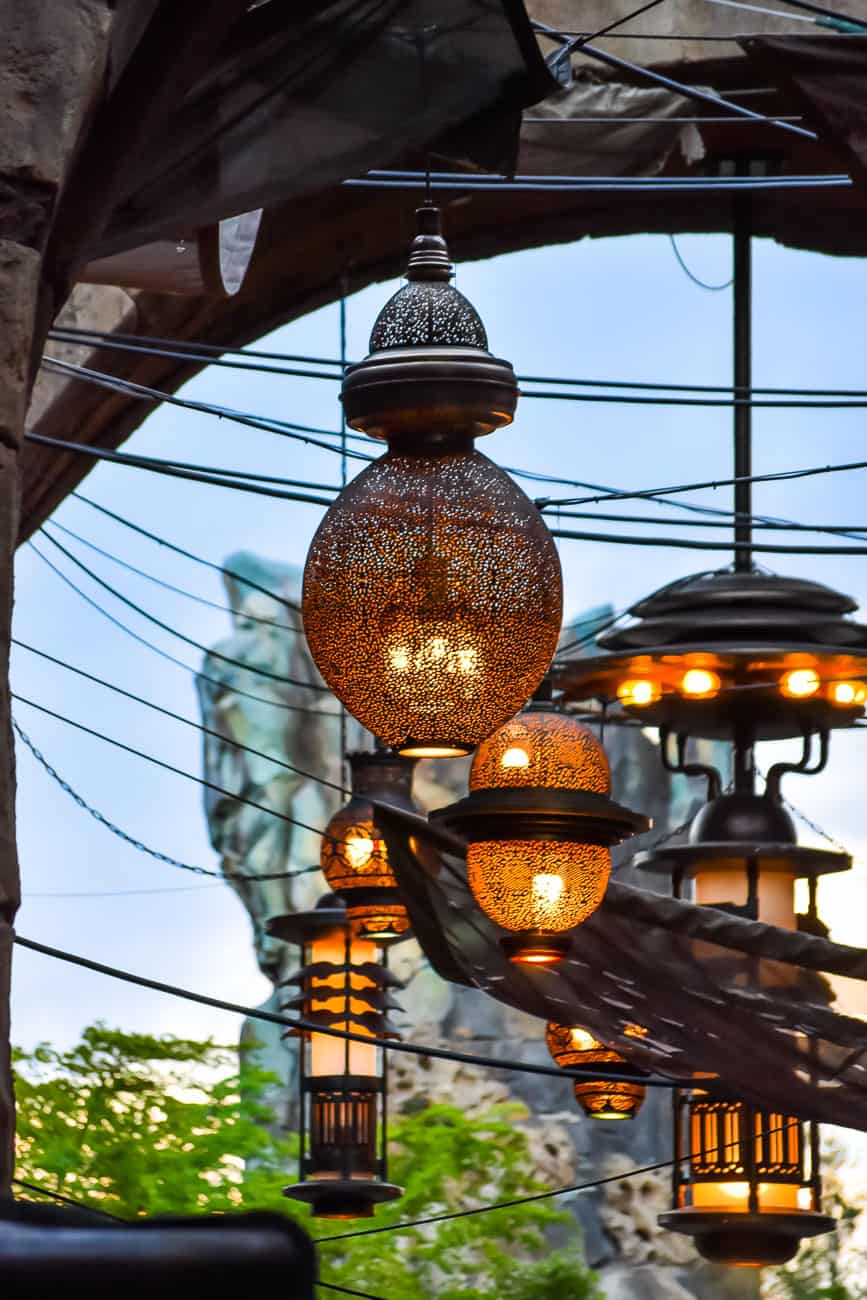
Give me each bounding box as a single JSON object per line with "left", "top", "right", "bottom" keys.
{"left": 37, "top": 529, "right": 329, "bottom": 692}
{"left": 13, "top": 934, "right": 682, "bottom": 1088}
{"left": 522, "top": 385, "right": 867, "bottom": 408}
{"left": 548, "top": 523, "right": 867, "bottom": 555}
{"left": 13, "top": 719, "right": 322, "bottom": 884}
{"left": 12, "top": 640, "right": 348, "bottom": 795}
{"left": 549, "top": 505, "right": 867, "bottom": 539}
{"left": 26, "top": 542, "right": 341, "bottom": 721}
{"left": 12, "top": 1177, "right": 125, "bottom": 1222}
{"left": 47, "top": 325, "right": 346, "bottom": 371}
{"left": 39, "top": 356, "right": 372, "bottom": 463}
{"left": 44, "top": 520, "right": 303, "bottom": 633}
{"left": 26, "top": 432, "right": 339, "bottom": 507}
{"left": 347, "top": 173, "right": 846, "bottom": 193}
{"left": 24, "top": 884, "right": 221, "bottom": 899}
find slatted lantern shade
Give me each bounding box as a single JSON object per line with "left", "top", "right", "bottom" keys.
{"left": 302, "top": 207, "right": 563, "bottom": 757}
{"left": 545, "top": 1021, "right": 647, "bottom": 1121}
{"left": 267, "top": 898, "right": 404, "bottom": 1220}
{"left": 432, "top": 704, "right": 648, "bottom": 963}
{"left": 320, "top": 750, "right": 417, "bottom": 943}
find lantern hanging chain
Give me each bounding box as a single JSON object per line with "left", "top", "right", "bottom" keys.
{"left": 11, "top": 640, "right": 351, "bottom": 796}
{"left": 36, "top": 528, "right": 330, "bottom": 693}
{"left": 12, "top": 720, "right": 322, "bottom": 885}
{"left": 27, "top": 542, "right": 340, "bottom": 721}
{"left": 753, "top": 767, "right": 850, "bottom": 855}
{"left": 48, "top": 324, "right": 867, "bottom": 401}
{"left": 669, "top": 234, "right": 733, "bottom": 291}
{"left": 11, "top": 933, "right": 684, "bottom": 1089}
{"left": 42, "top": 520, "right": 303, "bottom": 634}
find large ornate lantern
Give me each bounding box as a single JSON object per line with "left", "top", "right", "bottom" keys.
{"left": 546, "top": 1021, "right": 647, "bottom": 1120}
{"left": 303, "top": 207, "right": 563, "bottom": 757}
{"left": 321, "top": 750, "right": 416, "bottom": 943}
{"left": 637, "top": 788, "right": 844, "bottom": 1266}
{"left": 431, "top": 704, "right": 648, "bottom": 964}
{"left": 268, "top": 897, "right": 403, "bottom": 1219}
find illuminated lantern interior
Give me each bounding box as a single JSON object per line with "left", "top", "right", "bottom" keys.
{"left": 545, "top": 1021, "right": 646, "bottom": 1121}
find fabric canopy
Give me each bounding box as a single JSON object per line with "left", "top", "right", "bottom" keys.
{"left": 375, "top": 803, "right": 867, "bottom": 1131}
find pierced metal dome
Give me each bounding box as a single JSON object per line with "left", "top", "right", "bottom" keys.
{"left": 341, "top": 206, "right": 517, "bottom": 446}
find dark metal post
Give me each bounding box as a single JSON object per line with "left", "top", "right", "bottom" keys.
{"left": 733, "top": 196, "right": 752, "bottom": 572}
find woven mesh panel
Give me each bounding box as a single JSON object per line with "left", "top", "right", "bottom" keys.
{"left": 369, "top": 281, "right": 487, "bottom": 350}
{"left": 470, "top": 710, "right": 610, "bottom": 793}
{"left": 466, "top": 840, "right": 610, "bottom": 933}
{"left": 303, "top": 450, "right": 563, "bottom": 749}
{"left": 321, "top": 805, "right": 396, "bottom": 893}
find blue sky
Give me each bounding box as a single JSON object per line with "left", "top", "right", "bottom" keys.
{"left": 11, "top": 226, "right": 867, "bottom": 1071}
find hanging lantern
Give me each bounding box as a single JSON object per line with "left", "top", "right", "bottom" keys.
{"left": 556, "top": 570, "right": 867, "bottom": 743}
{"left": 302, "top": 207, "right": 563, "bottom": 757}
{"left": 545, "top": 1021, "right": 646, "bottom": 1120}
{"left": 637, "top": 788, "right": 841, "bottom": 1266}
{"left": 431, "top": 705, "right": 648, "bottom": 964}
{"left": 321, "top": 750, "right": 416, "bottom": 943}
{"left": 268, "top": 897, "right": 403, "bottom": 1219}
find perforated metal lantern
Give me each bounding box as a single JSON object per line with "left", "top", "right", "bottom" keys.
{"left": 268, "top": 898, "right": 404, "bottom": 1219}
{"left": 321, "top": 751, "right": 416, "bottom": 943}
{"left": 431, "top": 706, "right": 648, "bottom": 963}
{"left": 545, "top": 1022, "right": 646, "bottom": 1120}
{"left": 302, "top": 208, "right": 563, "bottom": 757}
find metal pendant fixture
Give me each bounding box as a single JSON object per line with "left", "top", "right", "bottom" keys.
{"left": 545, "top": 1021, "right": 647, "bottom": 1120}
{"left": 302, "top": 206, "right": 563, "bottom": 757}
{"left": 321, "top": 750, "right": 416, "bottom": 943}
{"left": 268, "top": 897, "right": 403, "bottom": 1219}
{"left": 431, "top": 701, "right": 648, "bottom": 964}
{"left": 638, "top": 786, "right": 841, "bottom": 1266}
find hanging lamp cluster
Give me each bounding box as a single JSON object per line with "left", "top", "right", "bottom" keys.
{"left": 268, "top": 897, "right": 403, "bottom": 1219}
{"left": 302, "top": 207, "right": 563, "bottom": 757}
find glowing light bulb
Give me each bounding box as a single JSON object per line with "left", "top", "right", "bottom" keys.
{"left": 780, "top": 668, "right": 820, "bottom": 699}
{"left": 429, "top": 637, "right": 447, "bottom": 660}
{"left": 344, "top": 835, "right": 375, "bottom": 870}
{"left": 570, "top": 1027, "right": 597, "bottom": 1051}
{"left": 617, "top": 678, "right": 659, "bottom": 707}
{"left": 501, "top": 746, "right": 530, "bottom": 769}
{"left": 831, "top": 680, "right": 865, "bottom": 706}
{"left": 681, "top": 668, "right": 721, "bottom": 698}
{"left": 455, "top": 647, "right": 477, "bottom": 675}
{"left": 389, "top": 648, "right": 410, "bottom": 671}
{"left": 532, "top": 872, "right": 565, "bottom": 916}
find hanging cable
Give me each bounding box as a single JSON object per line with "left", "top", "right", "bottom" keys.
{"left": 669, "top": 234, "right": 733, "bottom": 291}
{"left": 47, "top": 325, "right": 346, "bottom": 370}
{"left": 26, "top": 542, "right": 340, "bottom": 720}
{"left": 548, "top": 524, "right": 867, "bottom": 555}
{"left": 12, "top": 720, "right": 322, "bottom": 885}
{"left": 45, "top": 332, "right": 343, "bottom": 384}
{"left": 43, "top": 520, "right": 303, "bottom": 633}
{"left": 12, "top": 640, "right": 348, "bottom": 795}
{"left": 318, "top": 1284, "right": 387, "bottom": 1300}
{"left": 11, "top": 1178, "right": 125, "bottom": 1222}
{"left": 24, "top": 884, "right": 221, "bottom": 899}
{"left": 12, "top": 935, "right": 683, "bottom": 1089}
{"left": 36, "top": 529, "right": 329, "bottom": 692}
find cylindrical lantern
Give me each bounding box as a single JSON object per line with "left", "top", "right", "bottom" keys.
{"left": 637, "top": 791, "right": 839, "bottom": 1266}
{"left": 302, "top": 207, "right": 563, "bottom": 757}
{"left": 545, "top": 1022, "right": 646, "bottom": 1120}
{"left": 321, "top": 750, "right": 417, "bottom": 943}
{"left": 431, "top": 705, "right": 648, "bottom": 964}
{"left": 268, "top": 898, "right": 403, "bottom": 1219}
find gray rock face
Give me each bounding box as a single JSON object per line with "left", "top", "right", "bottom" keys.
{"left": 198, "top": 562, "right": 755, "bottom": 1298}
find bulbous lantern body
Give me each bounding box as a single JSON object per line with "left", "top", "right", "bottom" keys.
{"left": 546, "top": 1021, "right": 647, "bottom": 1120}
{"left": 432, "top": 706, "right": 648, "bottom": 963}
{"left": 303, "top": 208, "right": 563, "bottom": 757}
{"left": 321, "top": 751, "right": 416, "bottom": 943}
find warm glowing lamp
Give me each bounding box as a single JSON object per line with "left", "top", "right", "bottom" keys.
{"left": 545, "top": 1021, "right": 646, "bottom": 1120}
{"left": 302, "top": 207, "right": 563, "bottom": 756}
{"left": 321, "top": 751, "right": 417, "bottom": 943}
{"left": 268, "top": 898, "right": 404, "bottom": 1219}
{"left": 431, "top": 705, "right": 648, "bottom": 964}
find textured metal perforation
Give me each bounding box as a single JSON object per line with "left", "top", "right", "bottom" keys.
{"left": 466, "top": 840, "right": 610, "bottom": 934}
{"left": 370, "top": 280, "right": 488, "bottom": 350}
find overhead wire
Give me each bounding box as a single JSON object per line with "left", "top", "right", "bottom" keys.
{"left": 12, "top": 720, "right": 323, "bottom": 885}
{"left": 548, "top": 524, "right": 867, "bottom": 555}
{"left": 26, "top": 541, "right": 341, "bottom": 721}
{"left": 12, "top": 639, "right": 349, "bottom": 795}
{"left": 36, "top": 529, "right": 330, "bottom": 692}
{"left": 669, "top": 234, "right": 733, "bottom": 291}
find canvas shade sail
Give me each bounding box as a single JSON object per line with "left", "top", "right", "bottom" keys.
{"left": 373, "top": 802, "right": 867, "bottom": 1131}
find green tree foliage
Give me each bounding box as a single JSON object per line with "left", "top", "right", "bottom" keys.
{"left": 14, "top": 1025, "right": 601, "bottom": 1300}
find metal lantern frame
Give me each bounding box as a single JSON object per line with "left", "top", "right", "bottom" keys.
{"left": 545, "top": 1021, "right": 647, "bottom": 1121}
{"left": 267, "top": 899, "right": 403, "bottom": 1219}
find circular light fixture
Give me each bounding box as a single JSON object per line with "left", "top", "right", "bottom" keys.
{"left": 431, "top": 706, "right": 648, "bottom": 964}
{"left": 321, "top": 751, "right": 417, "bottom": 943}
{"left": 302, "top": 207, "right": 563, "bottom": 757}
{"left": 545, "top": 1021, "right": 646, "bottom": 1120}
{"left": 556, "top": 570, "right": 867, "bottom": 741}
